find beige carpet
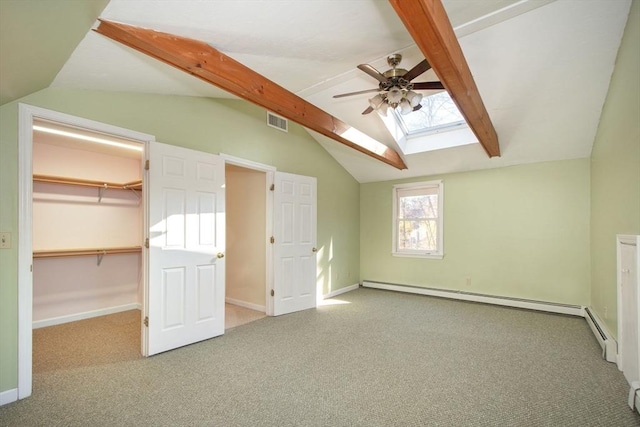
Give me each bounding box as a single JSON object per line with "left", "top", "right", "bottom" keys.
{"left": 5, "top": 288, "right": 639, "bottom": 426}
{"left": 33, "top": 303, "right": 265, "bottom": 374}
{"left": 33, "top": 309, "right": 142, "bottom": 374}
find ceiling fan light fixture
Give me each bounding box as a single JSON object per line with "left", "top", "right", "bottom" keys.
{"left": 399, "top": 98, "right": 413, "bottom": 115}
{"left": 377, "top": 101, "right": 390, "bottom": 116}
{"left": 387, "top": 87, "right": 403, "bottom": 104}
{"left": 368, "top": 93, "right": 385, "bottom": 109}
{"left": 406, "top": 90, "right": 423, "bottom": 108}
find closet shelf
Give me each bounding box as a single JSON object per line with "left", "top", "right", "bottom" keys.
{"left": 33, "top": 174, "right": 143, "bottom": 202}
{"left": 34, "top": 247, "right": 142, "bottom": 265}
{"left": 33, "top": 174, "right": 142, "bottom": 190}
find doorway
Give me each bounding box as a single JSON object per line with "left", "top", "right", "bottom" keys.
{"left": 30, "top": 117, "right": 145, "bottom": 373}
{"left": 221, "top": 154, "right": 275, "bottom": 318}
{"left": 17, "top": 104, "right": 154, "bottom": 399}
{"left": 225, "top": 164, "right": 268, "bottom": 328}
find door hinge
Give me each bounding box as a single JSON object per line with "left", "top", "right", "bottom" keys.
{"left": 270, "top": 289, "right": 274, "bottom": 297}
{"left": 143, "top": 316, "right": 149, "bottom": 327}
{"left": 270, "top": 184, "right": 275, "bottom": 191}
{"left": 145, "top": 238, "right": 149, "bottom": 248}
{"left": 145, "top": 160, "right": 150, "bottom": 170}
{"left": 270, "top": 236, "right": 275, "bottom": 244}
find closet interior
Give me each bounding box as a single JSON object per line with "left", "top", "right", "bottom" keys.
{"left": 31, "top": 119, "right": 144, "bottom": 347}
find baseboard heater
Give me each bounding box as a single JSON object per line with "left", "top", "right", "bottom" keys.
{"left": 362, "top": 280, "right": 583, "bottom": 316}
{"left": 584, "top": 306, "right": 617, "bottom": 363}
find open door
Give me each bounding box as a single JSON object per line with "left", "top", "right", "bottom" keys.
{"left": 145, "top": 142, "right": 225, "bottom": 356}
{"left": 273, "top": 172, "right": 317, "bottom": 316}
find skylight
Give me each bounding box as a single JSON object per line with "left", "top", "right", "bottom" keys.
{"left": 394, "top": 91, "right": 466, "bottom": 136}
{"left": 380, "top": 90, "right": 478, "bottom": 156}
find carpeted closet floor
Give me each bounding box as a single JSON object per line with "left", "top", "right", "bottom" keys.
{"left": 33, "top": 303, "right": 266, "bottom": 374}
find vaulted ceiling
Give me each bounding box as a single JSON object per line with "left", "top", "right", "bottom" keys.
{"left": 0, "top": 0, "right": 632, "bottom": 182}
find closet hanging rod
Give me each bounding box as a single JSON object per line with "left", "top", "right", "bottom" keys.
{"left": 33, "top": 246, "right": 142, "bottom": 259}
{"left": 122, "top": 180, "right": 142, "bottom": 190}
{"left": 33, "top": 174, "right": 142, "bottom": 190}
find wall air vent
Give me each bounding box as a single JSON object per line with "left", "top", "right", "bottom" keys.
{"left": 267, "top": 112, "right": 288, "bottom": 133}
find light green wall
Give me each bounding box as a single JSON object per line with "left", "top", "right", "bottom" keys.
{"left": 0, "top": 0, "right": 109, "bottom": 105}
{"left": 0, "top": 88, "right": 360, "bottom": 393}
{"left": 361, "top": 159, "right": 591, "bottom": 305}
{"left": 590, "top": 0, "right": 640, "bottom": 339}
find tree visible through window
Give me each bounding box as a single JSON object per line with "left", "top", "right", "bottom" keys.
{"left": 396, "top": 91, "right": 465, "bottom": 135}
{"left": 393, "top": 180, "right": 443, "bottom": 258}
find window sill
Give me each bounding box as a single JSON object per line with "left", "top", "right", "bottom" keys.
{"left": 392, "top": 252, "right": 443, "bottom": 260}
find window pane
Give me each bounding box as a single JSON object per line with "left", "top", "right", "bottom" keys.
{"left": 399, "top": 194, "right": 438, "bottom": 219}
{"left": 398, "top": 220, "right": 437, "bottom": 251}
{"left": 396, "top": 91, "right": 465, "bottom": 135}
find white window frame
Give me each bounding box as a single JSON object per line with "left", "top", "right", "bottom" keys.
{"left": 392, "top": 180, "right": 444, "bottom": 259}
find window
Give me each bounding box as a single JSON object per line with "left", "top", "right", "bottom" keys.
{"left": 392, "top": 180, "right": 443, "bottom": 259}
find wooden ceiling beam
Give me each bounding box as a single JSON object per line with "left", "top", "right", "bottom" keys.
{"left": 389, "top": 0, "right": 501, "bottom": 157}
{"left": 94, "top": 20, "right": 407, "bottom": 170}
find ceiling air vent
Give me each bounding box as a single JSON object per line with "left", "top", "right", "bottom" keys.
{"left": 267, "top": 112, "right": 288, "bottom": 133}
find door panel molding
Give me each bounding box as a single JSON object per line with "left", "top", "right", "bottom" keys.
{"left": 146, "top": 142, "right": 225, "bottom": 355}
{"left": 273, "top": 172, "right": 318, "bottom": 316}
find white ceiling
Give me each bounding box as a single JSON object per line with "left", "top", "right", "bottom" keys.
{"left": 50, "top": 0, "right": 632, "bottom": 183}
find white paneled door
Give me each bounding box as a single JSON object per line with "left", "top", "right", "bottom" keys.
{"left": 146, "top": 142, "right": 225, "bottom": 356}
{"left": 619, "top": 236, "right": 639, "bottom": 389}
{"left": 273, "top": 172, "right": 317, "bottom": 316}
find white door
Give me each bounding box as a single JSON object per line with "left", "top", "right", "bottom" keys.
{"left": 273, "top": 172, "right": 317, "bottom": 316}
{"left": 145, "top": 142, "right": 225, "bottom": 356}
{"left": 620, "top": 238, "right": 639, "bottom": 386}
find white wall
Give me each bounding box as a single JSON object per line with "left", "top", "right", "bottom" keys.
{"left": 32, "top": 141, "right": 142, "bottom": 324}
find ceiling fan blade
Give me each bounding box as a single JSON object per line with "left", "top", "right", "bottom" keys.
{"left": 403, "top": 59, "right": 432, "bottom": 81}
{"left": 357, "top": 64, "right": 388, "bottom": 83}
{"left": 362, "top": 106, "right": 374, "bottom": 115}
{"left": 413, "top": 104, "right": 423, "bottom": 112}
{"left": 412, "top": 81, "right": 446, "bottom": 90}
{"left": 333, "top": 88, "right": 381, "bottom": 99}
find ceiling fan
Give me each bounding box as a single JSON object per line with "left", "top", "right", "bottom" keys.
{"left": 333, "top": 54, "right": 445, "bottom": 115}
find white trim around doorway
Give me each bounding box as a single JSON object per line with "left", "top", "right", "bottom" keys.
{"left": 17, "top": 104, "right": 154, "bottom": 401}
{"left": 220, "top": 153, "right": 276, "bottom": 316}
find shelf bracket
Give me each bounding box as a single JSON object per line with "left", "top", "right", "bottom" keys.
{"left": 97, "top": 250, "right": 106, "bottom": 266}
{"left": 127, "top": 188, "right": 141, "bottom": 200}
{"left": 98, "top": 183, "right": 108, "bottom": 202}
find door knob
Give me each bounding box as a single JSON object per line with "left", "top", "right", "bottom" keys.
{"left": 312, "top": 247, "right": 318, "bottom": 253}
{"left": 217, "top": 252, "right": 225, "bottom": 258}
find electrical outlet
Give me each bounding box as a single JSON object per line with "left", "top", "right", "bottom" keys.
{"left": 0, "top": 232, "right": 11, "bottom": 249}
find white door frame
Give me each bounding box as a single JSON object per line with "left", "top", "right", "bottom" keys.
{"left": 16, "top": 104, "right": 154, "bottom": 399}
{"left": 617, "top": 235, "right": 640, "bottom": 378}
{"left": 220, "top": 154, "right": 276, "bottom": 316}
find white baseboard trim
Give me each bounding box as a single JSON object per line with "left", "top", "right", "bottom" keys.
{"left": 32, "top": 303, "right": 141, "bottom": 329}
{"left": 323, "top": 283, "right": 360, "bottom": 300}
{"left": 225, "top": 297, "right": 266, "bottom": 313}
{"left": 584, "top": 306, "right": 618, "bottom": 363}
{"left": 362, "top": 280, "right": 584, "bottom": 316}
{"left": 0, "top": 388, "right": 18, "bottom": 406}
